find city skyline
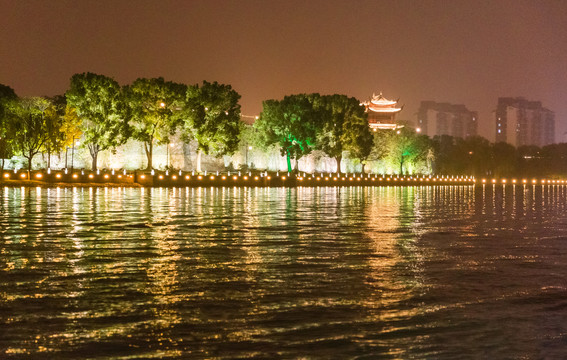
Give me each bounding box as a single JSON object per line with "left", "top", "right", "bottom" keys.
{"left": 1, "top": 0, "right": 565, "bottom": 141}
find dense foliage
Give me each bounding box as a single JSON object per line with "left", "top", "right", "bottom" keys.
{"left": 2, "top": 78, "right": 567, "bottom": 177}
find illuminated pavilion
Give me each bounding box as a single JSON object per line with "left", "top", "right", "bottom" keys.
{"left": 362, "top": 92, "right": 403, "bottom": 130}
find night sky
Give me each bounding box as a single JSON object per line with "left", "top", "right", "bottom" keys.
{"left": 1, "top": 0, "right": 566, "bottom": 141}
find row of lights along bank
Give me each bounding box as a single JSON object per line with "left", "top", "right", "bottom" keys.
{"left": 2, "top": 170, "right": 567, "bottom": 186}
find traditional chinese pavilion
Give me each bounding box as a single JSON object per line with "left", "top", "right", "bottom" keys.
{"left": 362, "top": 92, "right": 403, "bottom": 130}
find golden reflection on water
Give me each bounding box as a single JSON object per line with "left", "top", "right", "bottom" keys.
{"left": 1, "top": 185, "right": 567, "bottom": 358}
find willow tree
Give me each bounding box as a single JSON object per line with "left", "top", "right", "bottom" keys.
{"left": 182, "top": 81, "right": 242, "bottom": 172}
{"left": 66, "top": 72, "right": 129, "bottom": 171}
{"left": 254, "top": 94, "right": 321, "bottom": 173}
{"left": 6, "top": 97, "right": 52, "bottom": 174}
{"left": 0, "top": 84, "right": 18, "bottom": 171}
{"left": 126, "top": 77, "right": 187, "bottom": 170}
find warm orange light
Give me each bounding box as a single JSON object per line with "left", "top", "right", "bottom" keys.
{"left": 35, "top": 173, "right": 43, "bottom": 179}
{"left": 197, "top": 175, "right": 202, "bottom": 180}
{"left": 316, "top": 177, "right": 320, "bottom": 180}
{"left": 158, "top": 175, "right": 164, "bottom": 180}
{"left": 140, "top": 175, "right": 146, "bottom": 180}
{"left": 233, "top": 176, "right": 238, "bottom": 180}
{"left": 522, "top": 179, "right": 527, "bottom": 184}
{"left": 73, "top": 174, "right": 79, "bottom": 179}
{"left": 104, "top": 174, "right": 109, "bottom": 179}
{"left": 281, "top": 176, "right": 286, "bottom": 180}
{"left": 118, "top": 175, "right": 122, "bottom": 179}
{"left": 3, "top": 173, "right": 9, "bottom": 178}
{"left": 333, "top": 177, "right": 337, "bottom": 180}
{"left": 267, "top": 176, "right": 271, "bottom": 180}
{"left": 20, "top": 173, "right": 26, "bottom": 179}
{"left": 254, "top": 176, "right": 259, "bottom": 180}
{"left": 185, "top": 175, "right": 190, "bottom": 180}
{"left": 56, "top": 174, "right": 62, "bottom": 179}
{"left": 243, "top": 176, "right": 248, "bottom": 180}
{"left": 210, "top": 176, "right": 215, "bottom": 180}
{"left": 491, "top": 179, "right": 496, "bottom": 183}
{"left": 325, "top": 177, "right": 329, "bottom": 180}
{"left": 502, "top": 179, "right": 507, "bottom": 184}
{"left": 222, "top": 176, "right": 226, "bottom": 180}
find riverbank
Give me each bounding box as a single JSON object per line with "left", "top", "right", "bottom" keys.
{"left": 1, "top": 169, "right": 476, "bottom": 187}
{"left": 7, "top": 169, "right": 566, "bottom": 187}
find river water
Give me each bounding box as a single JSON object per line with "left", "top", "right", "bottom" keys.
{"left": 1, "top": 185, "right": 566, "bottom": 359}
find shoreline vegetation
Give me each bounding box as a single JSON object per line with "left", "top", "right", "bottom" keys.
{"left": 2, "top": 77, "right": 567, "bottom": 179}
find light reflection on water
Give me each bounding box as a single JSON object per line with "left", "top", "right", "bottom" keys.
{"left": 1, "top": 185, "right": 567, "bottom": 358}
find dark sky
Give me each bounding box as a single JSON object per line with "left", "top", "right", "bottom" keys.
{"left": 2, "top": 0, "right": 566, "bottom": 140}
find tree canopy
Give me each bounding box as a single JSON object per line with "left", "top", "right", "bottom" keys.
{"left": 315, "top": 94, "right": 372, "bottom": 172}
{"left": 183, "top": 81, "right": 242, "bottom": 172}
{"left": 5, "top": 97, "right": 53, "bottom": 172}
{"left": 66, "top": 72, "right": 129, "bottom": 171}
{"left": 254, "top": 94, "right": 322, "bottom": 172}
{"left": 126, "top": 77, "right": 187, "bottom": 170}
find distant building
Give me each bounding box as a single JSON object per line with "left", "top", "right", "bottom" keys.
{"left": 361, "top": 92, "right": 403, "bottom": 130}
{"left": 495, "top": 97, "right": 554, "bottom": 147}
{"left": 417, "top": 101, "right": 478, "bottom": 138}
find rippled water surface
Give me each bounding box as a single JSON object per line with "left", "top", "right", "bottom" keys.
{"left": 1, "top": 185, "right": 567, "bottom": 359}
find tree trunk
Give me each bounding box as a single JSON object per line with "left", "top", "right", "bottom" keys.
{"left": 65, "top": 147, "right": 68, "bottom": 169}
{"left": 145, "top": 141, "right": 153, "bottom": 170}
{"left": 361, "top": 162, "right": 366, "bottom": 174}
{"left": 47, "top": 150, "right": 51, "bottom": 169}
{"left": 27, "top": 152, "right": 33, "bottom": 180}
{"left": 286, "top": 150, "right": 292, "bottom": 173}
{"left": 400, "top": 156, "right": 404, "bottom": 175}
{"left": 196, "top": 149, "right": 203, "bottom": 173}
{"left": 336, "top": 155, "right": 342, "bottom": 174}
{"left": 91, "top": 152, "right": 98, "bottom": 171}
{"left": 89, "top": 144, "right": 99, "bottom": 171}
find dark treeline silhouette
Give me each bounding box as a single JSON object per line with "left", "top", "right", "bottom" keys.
{"left": 432, "top": 135, "right": 567, "bottom": 178}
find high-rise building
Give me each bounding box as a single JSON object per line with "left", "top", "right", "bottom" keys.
{"left": 417, "top": 101, "right": 477, "bottom": 138}
{"left": 495, "top": 97, "right": 554, "bottom": 147}
{"left": 361, "top": 93, "right": 403, "bottom": 130}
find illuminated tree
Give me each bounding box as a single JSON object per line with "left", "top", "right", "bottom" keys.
{"left": 255, "top": 94, "right": 320, "bottom": 172}
{"left": 6, "top": 97, "right": 52, "bottom": 173}
{"left": 182, "top": 81, "right": 242, "bottom": 172}
{"left": 126, "top": 77, "right": 187, "bottom": 170}
{"left": 61, "top": 105, "right": 83, "bottom": 169}
{"left": 66, "top": 72, "right": 129, "bottom": 171}
{"left": 40, "top": 95, "right": 69, "bottom": 169}
{"left": 0, "top": 84, "right": 18, "bottom": 171}
{"left": 384, "top": 127, "right": 431, "bottom": 175}
{"left": 314, "top": 94, "right": 371, "bottom": 172}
